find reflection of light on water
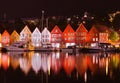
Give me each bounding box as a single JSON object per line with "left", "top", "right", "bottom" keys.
{"left": 1, "top": 54, "right": 10, "bottom": 70}
{"left": 76, "top": 72, "right": 79, "bottom": 79}
{"left": 106, "top": 58, "right": 108, "bottom": 75}
{"left": 0, "top": 53, "right": 1, "bottom": 67}
{"left": 20, "top": 57, "right": 31, "bottom": 75}
{"left": 96, "top": 57, "right": 98, "bottom": 64}
{"left": 66, "top": 53, "right": 68, "bottom": 58}
{"left": 93, "top": 56, "right": 95, "bottom": 64}
{"left": 84, "top": 72, "right": 87, "bottom": 83}
{"left": 56, "top": 52, "right": 60, "bottom": 59}
{"left": 31, "top": 53, "right": 41, "bottom": 74}
{"left": 0, "top": 43, "right": 2, "bottom": 47}
{"left": 47, "top": 56, "right": 51, "bottom": 75}
{"left": 52, "top": 52, "right": 60, "bottom": 59}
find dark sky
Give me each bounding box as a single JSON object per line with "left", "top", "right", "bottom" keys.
{"left": 0, "top": 0, "right": 120, "bottom": 18}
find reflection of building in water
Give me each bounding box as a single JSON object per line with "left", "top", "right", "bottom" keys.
{"left": 1, "top": 51, "right": 120, "bottom": 82}
{"left": 41, "top": 55, "right": 48, "bottom": 73}
{"left": 76, "top": 55, "right": 98, "bottom": 76}
{"left": 19, "top": 56, "right": 31, "bottom": 74}
{"left": 10, "top": 56, "right": 20, "bottom": 70}
{"left": 51, "top": 52, "right": 61, "bottom": 74}
{"left": 31, "top": 53, "right": 41, "bottom": 74}
{"left": 62, "top": 55, "right": 76, "bottom": 75}
{"left": 1, "top": 53, "right": 10, "bottom": 70}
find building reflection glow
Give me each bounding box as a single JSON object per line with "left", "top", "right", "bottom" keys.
{"left": 1, "top": 52, "right": 120, "bottom": 82}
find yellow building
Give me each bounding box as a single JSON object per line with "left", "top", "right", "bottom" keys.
{"left": 10, "top": 30, "right": 20, "bottom": 44}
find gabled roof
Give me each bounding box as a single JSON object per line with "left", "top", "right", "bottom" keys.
{"left": 2, "top": 30, "right": 10, "bottom": 36}
{"left": 88, "top": 26, "right": 99, "bottom": 34}
{"left": 20, "top": 25, "right": 32, "bottom": 34}
{"left": 63, "top": 24, "right": 75, "bottom": 33}
{"left": 51, "top": 25, "right": 62, "bottom": 34}
{"left": 42, "top": 27, "right": 51, "bottom": 35}
{"left": 11, "top": 30, "right": 19, "bottom": 37}
{"left": 32, "top": 27, "right": 41, "bottom": 35}
{"left": 76, "top": 23, "right": 88, "bottom": 32}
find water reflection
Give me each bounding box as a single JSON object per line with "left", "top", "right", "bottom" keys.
{"left": 20, "top": 55, "right": 32, "bottom": 74}
{"left": 31, "top": 53, "right": 41, "bottom": 74}
{"left": 1, "top": 52, "right": 120, "bottom": 82}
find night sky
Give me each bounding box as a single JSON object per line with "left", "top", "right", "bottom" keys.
{"left": 0, "top": 0, "right": 120, "bottom": 18}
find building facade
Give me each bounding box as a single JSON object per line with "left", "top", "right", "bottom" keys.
{"left": 62, "top": 24, "right": 76, "bottom": 47}
{"left": 76, "top": 23, "right": 88, "bottom": 46}
{"left": 41, "top": 27, "right": 51, "bottom": 47}
{"left": 10, "top": 30, "right": 20, "bottom": 44}
{"left": 32, "top": 27, "right": 41, "bottom": 47}
{"left": 1, "top": 30, "right": 10, "bottom": 46}
{"left": 51, "top": 25, "right": 62, "bottom": 48}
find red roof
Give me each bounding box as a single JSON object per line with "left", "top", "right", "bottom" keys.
{"left": 88, "top": 26, "right": 99, "bottom": 34}
{"left": 63, "top": 24, "right": 75, "bottom": 33}
{"left": 51, "top": 25, "right": 62, "bottom": 34}
{"left": 2, "top": 30, "right": 10, "bottom": 37}
{"left": 76, "top": 23, "right": 88, "bottom": 32}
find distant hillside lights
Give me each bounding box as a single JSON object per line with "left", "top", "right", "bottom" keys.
{"left": 0, "top": 23, "right": 114, "bottom": 48}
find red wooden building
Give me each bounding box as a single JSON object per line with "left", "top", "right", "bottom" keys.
{"left": 76, "top": 23, "right": 88, "bottom": 46}
{"left": 1, "top": 30, "right": 10, "bottom": 46}
{"left": 62, "top": 24, "right": 76, "bottom": 47}
{"left": 87, "top": 26, "right": 99, "bottom": 47}
{"left": 51, "top": 25, "right": 62, "bottom": 48}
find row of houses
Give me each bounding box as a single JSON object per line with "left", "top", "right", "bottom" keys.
{"left": 0, "top": 23, "right": 110, "bottom": 48}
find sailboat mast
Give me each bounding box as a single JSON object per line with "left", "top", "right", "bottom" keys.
{"left": 41, "top": 10, "right": 44, "bottom": 30}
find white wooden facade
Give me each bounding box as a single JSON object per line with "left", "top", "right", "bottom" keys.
{"left": 41, "top": 27, "right": 51, "bottom": 47}
{"left": 32, "top": 27, "right": 41, "bottom": 47}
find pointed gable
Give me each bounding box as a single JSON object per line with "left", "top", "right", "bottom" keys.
{"left": 88, "top": 26, "right": 99, "bottom": 35}
{"left": 51, "top": 25, "right": 62, "bottom": 34}
{"left": 2, "top": 30, "right": 10, "bottom": 37}
{"left": 63, "top": 24, "right": 75, "bottom": 34}
{"left": 42, "top": 27, "right": 51, "bottom": 35}
{"left": 20, "top": 25, "right": 32, "bottom": 34}
{"left": 32, "top": 27, "right": 41, "bottom": 36}
{"left": 76, "top": 23, "right": 88, "bottom": 32}
{"left": 10, "top": 30, "right": 20, "bottom": 44}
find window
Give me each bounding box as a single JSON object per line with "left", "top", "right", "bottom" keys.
{"left": 96, "top": 38, "right": 98, "bottom": 41}
{"left": 93, "top": 38, "right": 95, "bottom": 41}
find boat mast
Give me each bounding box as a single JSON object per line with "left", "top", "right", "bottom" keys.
{"left": 46, "top": 18, "right": 48, "bottom": 28}
{"left": 41, "top": 10, "right": 44, "bottom": 30}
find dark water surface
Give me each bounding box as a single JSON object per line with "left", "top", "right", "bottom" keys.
{"left": 0, "top": 52, "right": 120, "bottom": 83}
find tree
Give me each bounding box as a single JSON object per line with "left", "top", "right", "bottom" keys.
{"left": 112, "top": 14, "right": 120, "bottom": 30}
{"left": 109, "top": 31, "right": 119, "bottom": 42}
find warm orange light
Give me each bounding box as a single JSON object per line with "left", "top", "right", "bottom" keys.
{"left": 1, "top": 54, "right": 10, "bottom": 70}
{"left": 62, "top": 56, "right": 76, "bottom": 75}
